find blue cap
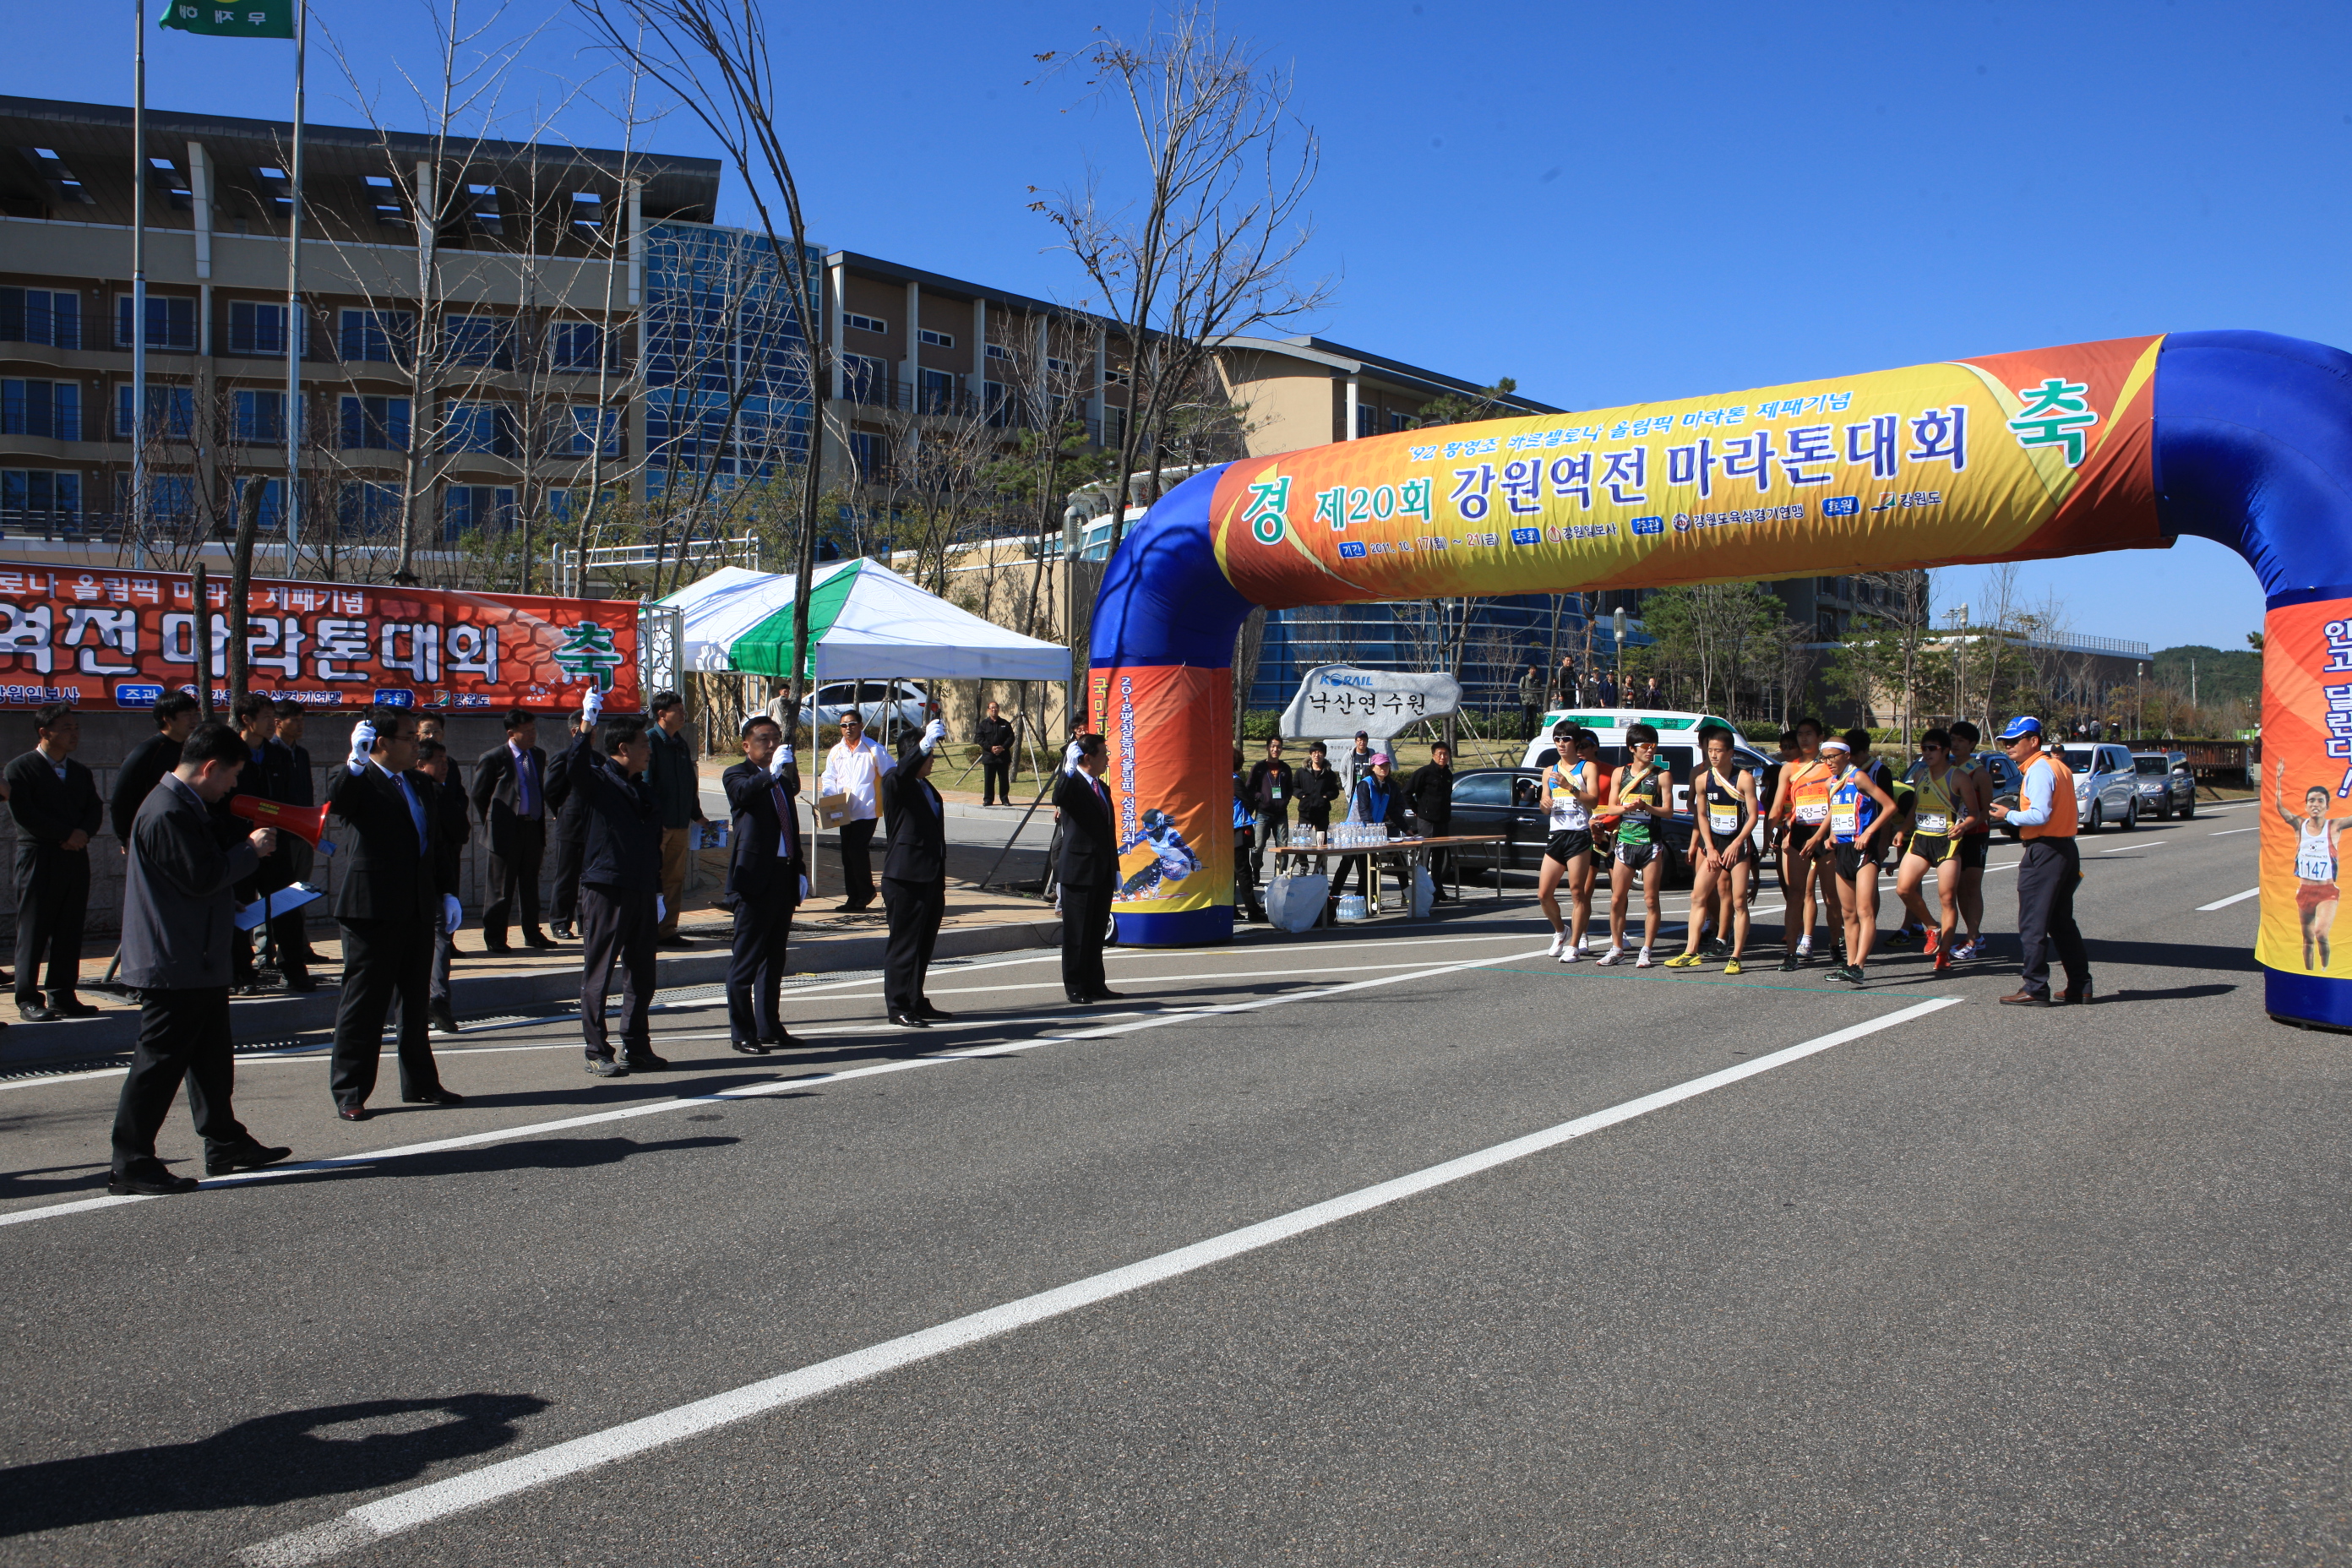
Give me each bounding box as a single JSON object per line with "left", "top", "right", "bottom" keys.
{"left": 1997, "top": 715, "right": 2042, "bottom": 741}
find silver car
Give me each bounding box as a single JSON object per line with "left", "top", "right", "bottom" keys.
{"left": 2131, "top": 750, "right": 2197, "bottom": 819}
{"left": 796, "top": 680, "right": 937, "bottom": 736}
{"left": 2058, "top": 743, "right": 2144, "bottom": 832}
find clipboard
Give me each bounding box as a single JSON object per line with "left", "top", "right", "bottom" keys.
{"left": 236, "top": 883, "right": 324, "bottom": 932}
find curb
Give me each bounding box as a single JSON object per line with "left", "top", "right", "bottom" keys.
{"left": 0, "top": 917, "right": 1063, "bottom": 1070}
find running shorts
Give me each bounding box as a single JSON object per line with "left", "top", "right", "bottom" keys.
{"left": 1834, "top": 843, "right": 1886, "bottom": 880}
{"left": 2298, "top": 879, "right": 2338, "bottom": 914}
{"left": 1905, "top": 831, "right": 1954, "bottom": 864}
{"left": 1783, "top": 821, "right": 1827, "bottom": 860}
{"left": 1696, "top": 832, "right": 1750, "bottom": 863}
{"left": 1615, "top": 841, "right": 1661, "bottom": 869}
{"left": 1957, "top": 834, "right": 1989, "bottom": 870}
{"left": 1545, "top": 829, "right": 1592, "bottom": 864}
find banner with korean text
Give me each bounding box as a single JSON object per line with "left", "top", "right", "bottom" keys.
{"left": 0, "top": 564, "right": 640, "bottom": 712}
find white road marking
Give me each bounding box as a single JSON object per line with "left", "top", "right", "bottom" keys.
{"left": 2210, "top": 827, "right": 2258, "bottom": 837}
{"left": 2098, "top": 841, "right": 2170, "bottom": 854}
{"left": 2197, "top": 887, "right": 2262, "bottom": 911}
{"left": 233, "top": 994, "right": 1963, "bottom": 1568}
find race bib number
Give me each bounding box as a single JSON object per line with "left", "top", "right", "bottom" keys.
{"left": 1708, "top": 808, "right": 1739, "bottom": 836}
{"left": 1795, "top": 802, "right": 1828, "bottom": 825}
{"left": 1916, "top": 810, "right": 1950, "bottom": 836}
{"left": 1831, "top": 803, "right": 1859, "bottom": 836}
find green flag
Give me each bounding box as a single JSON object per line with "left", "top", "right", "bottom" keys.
{"left": 156, "top": 0, "right": 293, "bottom": 38}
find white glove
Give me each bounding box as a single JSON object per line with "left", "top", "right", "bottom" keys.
{"left": 655, "top": 895, "right": 666, "bottom": 922}
{"left": 920, "top": 717, "right": 946, "bottom": 755}
{"left": 346, "top": 718, "right": 376, "bottom": 776}
{"left": 582, "top": 686, "right": 604, "bottom": 724}
{"left": 442, "top": 893, "right": 463, "bottom": 935}
{"left": 798, "top": 874, "right": 808, "bottom": 901}
{"left": 1064, "top": 738, "right": 1086, "bottom": 776}
{"left": 775, "top": 743, "right": 794, "bottom": 766}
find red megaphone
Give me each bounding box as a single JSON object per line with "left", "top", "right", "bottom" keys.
{"left": 231, "top": 795, "right": 335, "bottom": 849}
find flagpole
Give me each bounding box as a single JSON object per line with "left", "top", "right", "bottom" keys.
{"left": 131, "top": 0, "right": 148, "bottom": 569}
{"left": 281, "top": 0, "right": 306, "bottom": 577}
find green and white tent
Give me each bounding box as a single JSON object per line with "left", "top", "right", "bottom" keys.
{"left": 661, "top": 559, "right": 1072, "bottom": 683}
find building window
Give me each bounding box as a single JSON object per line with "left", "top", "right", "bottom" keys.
{"left": 443, "top": 313, "right": 514, "bottom": 369}
{"left": 916, "top": 368, "right": 957, "bottom": 416}
{"left": 550, "top": 320, "right": 605, "bottom": 373}
{"left": 847, "top": 430, "right": 890, "bottom": 480}
{"left": 1101, "top": 404, "right": 1125, "bottom": 448}
{"left": 443, "top": 484, "right": 516, "bottom": 539}
{"left": 983, "top": 379, "right": 1015, "bottom": 427}
{"left": 0, "top": 469, "right": 81, "bottom": 523}
{"left": 842, "top": 312, "right": 888, "bottom": 335}
{"left": 115, "top": 384, "right": 195, "bottom": 441}
{"left": 340, "top": 308, "right": 415, "bottom": 365}
{"left": 985, "top": 343, "right": 1011, "bottom": 362}
{"left": 439, "top": 400, "right": 516, "bottom": 456}
{"left": 838, "top": 353, "right": 888, "bottom": 405}
{"left": 0, "top": 380, "right": 80, "bottom": 441}
{"left": 340, "top": 395, "right": 411, "bottom": 451}
{"left": 337, "top": 481, "right": 402, "bottom": 537}
{"left": 1103, "top": 365, "right": 1129, "bottom": 385}
{"left": 1354, "top": 403, "right": 1377, "bottom": 438}
{"left": 226, "top": 300, "right": 304, "bottom": 357}
{"left": 232, "top": 389, "right": 286, "bottom": 443}
{"left": 116, "top": 294, "right": 197, "bottom": 351}
{"left": 549, "top": 406, "right": 622, "bottom": 458}
{"left": 1046, "top": 356, "right": 1071, "bottom": 375}
{"left": 917, "top": 328, "right": 955, "bottom": 349}
{"left": 229, "top": 476, "right": 284, "bottom": 531}
{"left": 0, "top": 289, "right": 81, "bottom": 349}
{"left": 1388, "top": 410, "right": 1412, "bottom": 434}
{"left": 132, "top": 473, "right": 197, "bottom": 524}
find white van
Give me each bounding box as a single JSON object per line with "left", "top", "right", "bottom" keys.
{"left": 1518, "top": 709, "right": 1775, "bottom": 816}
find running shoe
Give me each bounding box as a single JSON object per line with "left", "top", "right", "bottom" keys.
{"left": 1922, "top": 927, "right": 1941, "bottom": 956}
{"left": 1834, "top": 964, "right": 1865, "bottom": 985}
{"left": 1546, "top": 932, "right": 1567, "bottom": 958}
{"left": 1598, "top": 945, "right": 1624, "bottom": 966}
{"left": 1636, "top": 948, "right": 1655, "bottom": 968}
{"left": 1952, "top": 938, "right": 1981, "bottom": 961}
{"left": 1779, "top": 950, "right": 1804, "bottom": 972}
{"left": 1702, "top": 937, "right": 1730, "bottom": 957}
{"left": 1723, "top": 958, "right": 1745, "bottom": 976}
{"left": 1932, "top": 949, "right": 1952, "bottom": 975}
{"left": 1560, "top": 945, "right": 1583, "bottom": 964}
{"left": 1663, "top": 951, "right": 1703, "bottom": 969}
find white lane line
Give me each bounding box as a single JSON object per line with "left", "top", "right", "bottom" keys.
{"left": 2197, "top": 887, "right": 2261, "bottom": 911}
{"left": 2098, "top": 841, "right": 2170, "bottom": 854}
{"left": 234, "top": 994, "right": 1963, "bottom": 1568}
{"left": 2210, "top": 827, "right": 2258, "bottom": 837}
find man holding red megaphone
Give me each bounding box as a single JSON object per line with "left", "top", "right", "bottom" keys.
{"left": 228, "top": 793, "right": 333, "bottom": 848}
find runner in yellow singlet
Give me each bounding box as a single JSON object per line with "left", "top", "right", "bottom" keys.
{"left": 1892, "top": 728, "right": 1980, "bottom": 972}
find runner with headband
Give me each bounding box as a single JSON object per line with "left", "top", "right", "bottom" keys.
{"left": 1770, "top": 716, "right": 1838, "bottom": 970}
{"left": 1536, "top": 726, "right": 1604, "bottom": 961}
{"left": 1892, "top": 727, "right": 1979, "bottom": 973}
{"left": 1603, "top": 722, "right": 1668, "bottom": 967}
{"left": 1812, "top": 735, "right": 1900, "bottom": 985}
{"left": 1946, "top": 720, "right": 1995, "bottom": 959}
{"left": 1665, "top": 721, "right": 1757, "bottom": 972}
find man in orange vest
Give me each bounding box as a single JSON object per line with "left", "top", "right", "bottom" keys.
{"left": 1988, "top": 715, "right": 2092, "bottom": 1005}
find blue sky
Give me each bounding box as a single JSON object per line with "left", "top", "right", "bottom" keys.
{"left": 18, "top": 0, "right": 2341, "bottom": 652}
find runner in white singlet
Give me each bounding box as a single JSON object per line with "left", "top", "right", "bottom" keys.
{"left": 2274, "top": 757, "right": 2352, "bottom": 970}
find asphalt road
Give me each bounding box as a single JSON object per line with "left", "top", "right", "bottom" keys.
{"left": 2, "top": 802, "right": 2343, "bottom": 1566}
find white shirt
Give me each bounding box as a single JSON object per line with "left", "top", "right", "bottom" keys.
{"left": 819, "top": 736, "right": 892, "bottom": 822}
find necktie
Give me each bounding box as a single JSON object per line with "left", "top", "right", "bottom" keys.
{"left": 397, "top": 773, "right": 428, "bottom": 847}
{"left": 516, "top": 751, "right": 535, "bottom": 817}
{"left": 771, "top": 781, "right": 793, "bottom": 858}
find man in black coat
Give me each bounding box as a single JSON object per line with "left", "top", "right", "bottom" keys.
{"left": 1244, "top": 736, "right": 1296, "bottom": 885}
{"left": 977, "top": 700, "right": 1016, "bottom": 806}
{"left": 109, "top": 691, "right": 198, "bottom": 845}
{"left": 564, "top": 690, "right": 664, "bottom": 1075}
{"left": 471, "top": 709, "right": 553, "bottom": 953}
{"left": 269, "top": 700, "right": 323, "bottom": 970}
{"left": 1293, "top": 741, "right": 1342, "bottom": 834}
{"left": 8, "top": 702, "right": 100, "bottom": 1020}
{"left": 1053, "top": 733, "right": 1119, "bottom": 1005}
{"left": 721, "top": 713, "right": 804, "bottom": 1053}
{"left": 413, "top": 739, "right": 470, "bottom": 1036}
{"left": 324, "top": 707, "right": 460, "bottom": 1119}
{"left": 879, "top": 721, "right": 950, "bottom": 1028}
{"left": 1405, "top": 741, "right": 1458, "bottom": 902}
{"left": 542, "top": 711, "right": 594, "bottom": 939}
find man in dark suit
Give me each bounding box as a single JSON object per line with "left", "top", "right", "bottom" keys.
{"left": 416, "top": 739, "right": 470, "bottom": 1036}
{"left": 226, "top": 694, "right": 316, "bottom": 991}
{"left": 721, "top": 713, "right": 804, "bottom": 1054}
{"left": 107, "top": 721, "right": 291, "bottom": 1194}
{"left": 7, "top": 703, "right": 102, "bottom": 1020}
{"left": 880, "top": 721, "right": 950, "bottom": 1028}
{"left": 269, "top": 701, "right": 327, "bottom": 972}
{"left": 977, "top": 700, "right": 1016, "bottom": 806}
{"left": 564, "top": 689, "right": 664, "bottom": 1075}
{"left": 1054, "top": 733, "right": 1120, "bottom": 1006}
{"left": 471, "top": 709, "right": 553, "bottom": 953}
{"left": 324, "top": 706, "right": 460, "bottom": 1120}
{"left": 109, "top": 691, "right": 198, "bottom": 845}
{"left": 543, "top": 711, "right": 593, "bottom": 940}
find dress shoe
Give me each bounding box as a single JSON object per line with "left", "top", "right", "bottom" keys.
{"left": 656, "top": 935, "right": 696, "bottom": 949}
{"left": 2062, "top": 980, "right": 2096, "bottom": 1005}
{"left": 46, "top": 996, "right": 100, "bottom": 1017}
{"left": 839, "top": 901, "right": 873, "bottom": 914}
{"left": 482, "top": 941, "right": 514, "bottom": 956}
{"left": 1090, "top": 988, "right": 1127, "bottom": 1001}
{"left": 917, "top": 1003, "right": 955, "bottom": 1021}
{"left": 1066, "top": 992, "right": 1094, "bottom": 1005}
{"left": 523, "top": 929, "right": 557, "bottom": 950}
{"left": 730, "top": 1037, "right": 772, "bottom": 1055}
{"left": 401, "top": 1086, "right": 464, "bottom": 1106}
{"left": 585, "top": 1057, "right": 628, "bottom": 1077}
{"left": 336, "top": 1103, "right": 371, "bottom": 1121}
{"left": 890, "top": 1010, "right": 931, "bottom": 1028}
{"left": 428, "top": 1006, "right": 461, "bottom": 1036}
{"left": 204, "top": 1142, "right": 293, "bottom": 1176}
{"left": 16, "top": 1003, "right": 60, "bottom": 1023}
{"left": 761, "top": 1030, "right": 808, "bottom": 1050}
{"left": 622, "top": 1051, "right": 670, "bottom": 1071}
{"left": 1998, "top": 989, "right": 2052, "bottom": 1007}
{"left": 277, "top": 972, "right": 318, "bottom": 994}
{"left": 549, "top": 923, "right": 575, "bottom": 940}
{"left": 108, "top": 1165, "right": 199, "bottom": 1195}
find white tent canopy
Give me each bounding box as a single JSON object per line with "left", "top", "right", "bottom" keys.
{"left": 660, "top": 558, "right": 1072, "bottom": 683}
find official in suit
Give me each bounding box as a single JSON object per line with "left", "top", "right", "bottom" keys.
{"left": 722, "top": 713, "right": 805, "bottom": 1053}
{"left": 109, "top": 691, "right": 198, "bottom": 845}
{"left": 324, "top": 707, "right": 460, "bottom": 1120}
{"left": 107, "top": 721, "right": 291, "bottom": 1195}
{"left": 270, "top": 701, "right": 324, "bottom": 969}
{"left": 415, "top": 739, "right": 470, "bottom": 1036}
{"left": 564, "top": 690, "right": 666, "bottom": 1074}
{"left": 471, "top": 709, "right": 553, "bottom": 952}
{"left": 1054, "top": 733, "right": 1121, "bottom": 1006}
{"left": 6, "top": 703, "right": 102, "bottom": 1021}
{"left": 879, "top": 721, "right": 951, "bottom": 1028}
{"left": 543, "top": 713, "right": 593, "bottom": 939}
{"left": 226, "top": 693, "right": 313, "bottom": 991}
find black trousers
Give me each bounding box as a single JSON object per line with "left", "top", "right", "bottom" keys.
{"left": 110, "top": 984, "right": 251, "bottom": 1173}
{"left": 547, "top": 825, "right": 587, "bottom": 928}
{"left": 727, "top": 880, "right": 797, "bottom": 1043}
{"left": 2015, "top": 836, "right": 2089, "bottom": 998}
{"left": 14, "top": 847, "right": 88, "bottom": 1004}
{"left": 1060, "top": 880, "right": 1112, "bottom": 999}
{"left": 840, "top": 818, "right": 878, "bottom": 907}
{"left": 1233, "top": 846, "right": 1265, "bottom": 920}
{"left": 1522, "top": 704, "right": 1540, "bottom": 741}
{"left": 329, "top": 917, "right": 443, "bottom": 1109}
{"left": 483, "top": 819, "right": 547, "bottom": 945}
{"left": 880, "top": 874, "right": 945, "bottom": 1015}
{"left": 579, "top": 881, "right": 656, "bottom": 1059}
{"left": 982, "top": 754, "right": 1012, "bottom": 805}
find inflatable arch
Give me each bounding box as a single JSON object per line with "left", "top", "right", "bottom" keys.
{"left": 1086, "top": 329, "right": 2352, "bottom": 1028}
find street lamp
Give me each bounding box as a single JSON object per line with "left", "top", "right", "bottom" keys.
{"left": 1612, "top": 606, "right": 1628, "bottom": 705}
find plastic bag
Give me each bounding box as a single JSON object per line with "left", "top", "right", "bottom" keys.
{"left": 1266, "top": 873, "right": 1329, "bottom": 932}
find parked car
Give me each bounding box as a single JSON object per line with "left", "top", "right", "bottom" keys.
{"left": 796, "top": 680, "right": 938, "bottom": 737}
{"left": 2132, "top": 749, "right": 2197, "bottom": 819}
{"left": 2057, "top": 742, "right": 2144, "bottom": 831}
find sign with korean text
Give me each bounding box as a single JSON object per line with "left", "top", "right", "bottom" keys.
{"left": 0, "top": 564, "right": 640, "bottom": 712}
{"left": 1277, "top": 664, "right": 1463, "bottom": 741}
{"left": 2257, "top": 595, "right": 2352, "bottom": 976}
{"left": 1211, "top": 335, "right": 2165, "bottom": 608}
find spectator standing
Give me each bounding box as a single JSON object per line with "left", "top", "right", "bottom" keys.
{"left": 415, "top": 714, "right": 461, "bottom": 788}
{"left": 1990, "top": 716, "right": 2093, "bottom": 1005}
{"left": 414, "top": 740, "right": 469, "bottom": 1036}
{"left": 646, "top": 691, "right": 707, "bottom": 946}
{"left": 228, "top": 694, "right": 285, "bottom": 990}
{"left": 879, "top": 722, "right": 951, "bottom": 1027}
{"left": 1518, "top": 665, "right": 1544, "bottom": 741}
{"left": 1555, "top": 656, "right": 1579, "bottom": 709}
{"left": 543, "top": 711, "right": 594, "bottom": 940}
{"left": 721, "top": 714, "right": 805, "bottom": 1054}
{"left": 1054, "top": 734, "right": 1119, "bottom": 1004}
{"left": 1340, "top": 729, "right": 1377, "bottom": 795}
{"left": 977, "top": 700, "right": 1017, "bottom": 806}
{"left": 1244, "top": 736, "right": 1295, "bottom": 883}
{"left": 819, "top": 710, "right": 891, "bottom": 912}
{"left": 1333, "top": 753, "right": 1408, "bottom": 906}
{"left": 1405, "top": 740, "right": 1457, "bottom": 901}
{"left": 471, "top": 709, "right": 553, "bottom": 953}
{"left": 6, "top": 703, "right": 100, "bottom": 1019}
{"left": 565, "top": 690, "right": 667, "bottom": 1075}
{"left": 1294, "top": 741, "right": 1341, "bottom": 835}
{"left": 110, "top": 692, "right": 197, "bottom": 845}
{"left": 269, "top": 702, "right": 324, "bottom": 972}
{"left": 1642, "top": 674, "right": 1664, "bottom": 710}
{"left": 107, "top": 721, "right": 290, "bottom": 1194}
{"left": 1597, "top": 670, "right": 1620, "bottom": 708}
{"left": 1231, "top": 749, "right": 1266, "bottom": 924}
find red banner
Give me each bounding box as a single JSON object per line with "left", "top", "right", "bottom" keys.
{"left": 0, "top": 563, "right": 640, "bottom": 713}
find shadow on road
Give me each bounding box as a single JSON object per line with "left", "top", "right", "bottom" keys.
{"left": 0, "top": 1392, "right": 549, "bottom": 1537}
{"left": 256, "top": 1132, "right": 741, "bottom": 1190}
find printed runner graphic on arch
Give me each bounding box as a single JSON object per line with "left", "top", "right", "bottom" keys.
{"left": 1207, "top": 335, "right": 2165, "bottom": 609}
{"left": 1088, "top": 663, "right": 1230, "bottom": 920}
